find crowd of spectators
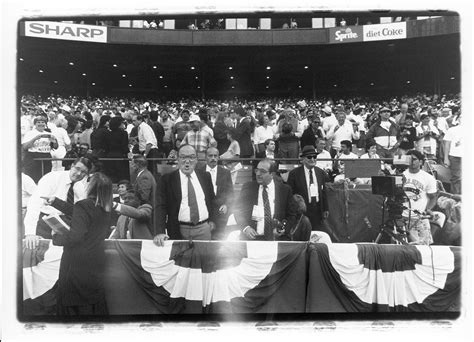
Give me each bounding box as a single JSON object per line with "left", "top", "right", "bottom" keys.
{"left": 20, "top": 92, "right": 462, "bottom": 246}
{"left": 20, "top": 92, "right": 461, "bottom": 190}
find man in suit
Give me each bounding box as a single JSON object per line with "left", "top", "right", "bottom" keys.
{"left": 131, "top": 155, "right": 156, "bottom": 206}
{"left": 110, "top": 191, "right": 153, "bottom": 239}
{"left": 287, "top": 145, "right": 329, "bottom": 232}
{"left": 234, "top": 159, "right": 295, "bottom": 241}
{"left": 153, "top": 144, "right": 217, "bottom": 246}
{"left": 232, "top": 106, "right": 254, "bottom": 163}
{"left": 200, "top": 147, "right": 234, "bottom": 240}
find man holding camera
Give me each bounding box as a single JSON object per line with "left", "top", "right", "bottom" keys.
{"left": 402, "top": 150, "right": 438, "bottom": 245}
{"left": 234, "top": 159, "right": 295, "bottom": 241}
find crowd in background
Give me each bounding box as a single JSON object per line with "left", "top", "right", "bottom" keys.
{"left": 20, "top": 92, "right": 461, "bottom": 193}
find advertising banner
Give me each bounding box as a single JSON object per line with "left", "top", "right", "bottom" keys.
{"left": 363, "top": 22, "right": 407, "bottom": 42}
{"left": 328, "top": 26, "right": 364, "bottom": 44}
{"left": 24, "top": 21, "right": 108, "bottom": 43}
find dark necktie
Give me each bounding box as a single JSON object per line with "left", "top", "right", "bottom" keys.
{"left": 262, "top": 185, "right": 273, "bottom": 241}
{"left": 309, "top": 169, "right": 314, "bottom": 203}
{"left": 67, "top": 182, "right": 75, "bottom": 205}
{"left": 187, "top": 175, "right": 200, "bottom": 224}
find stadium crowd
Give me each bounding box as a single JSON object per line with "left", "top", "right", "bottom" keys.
{"left": 21, "top": 92, "right": 462, "bottom": 247}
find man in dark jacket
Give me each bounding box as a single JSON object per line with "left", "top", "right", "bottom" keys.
{"left": 153, "top": 145, "right": 217, "bottom": 245}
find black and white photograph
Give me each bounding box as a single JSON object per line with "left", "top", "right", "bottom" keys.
{"left": 2, "top": 0, "right": 472, "bottom": 340}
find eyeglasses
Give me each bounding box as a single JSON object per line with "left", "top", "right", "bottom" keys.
{"left": 254, "top": 168, "right": 270, "bottom": 174}
{"left": 179, "top": 155, "right": 197, "bottom": 161}
{"left": 305, "top": 155, "right": 317, "bottom": 160}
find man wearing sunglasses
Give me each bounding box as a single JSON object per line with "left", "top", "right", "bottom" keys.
{"left": 287, "top": 145, "right": 329, "bottom": 232}
{"left": 234, "top": 159, "right": 295, "bottom": 241}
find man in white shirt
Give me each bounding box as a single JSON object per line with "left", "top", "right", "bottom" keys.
{"left": 235, "top": 159, "right": 295, "bottom": 241}
{"left": 153, "top": 145, "right": 217, "bottom": 246}
{"left": 326, "top": 109, "right": 360, "bottom": 157}
{"left": 315, "top": 139, "right": 333, "bottom": 174}
{"left": 402, "top": 150, "right": 438, "bottom": 245}
{"left": 443, "top": 118, "right": 462, "bottom": 194}
{"left": 23, "top": 157, "right": 93, "bottom": 249}
{"left": 202, "top": 147, "right": 234, "bottom": 239}
{"left": 132, "top": 114, "right": 160, "bottom": 172}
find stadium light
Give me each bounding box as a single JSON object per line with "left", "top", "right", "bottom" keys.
{"left": 230, "top": 76, "right": 234, "bottom": 79}
{"left": 228, "top": 66, "right": 233, "bottom": 70}
{"left": 370, "top": 82, "right": 374, "bottom": 86}
{"left": 304, "top": 66, "right": 309, "bottom": 69}
{"left": 266, "top": 66, "right": 271, "bottom": 70}
{"left": 164, "top": 85, "right": 168, "bottom": 88}
{"left": 195, "top": 76, "right": 199, "bottom": 79}
{"left": 92, "top": 82, "right": 96, "bottom": 85}
{"left": 232, "top": 86, "right": 235, "bottom": 89}
{"left": 190, "top": 66, "right": 195, "bottom": 70}
{"left": 266, "top": 76, "right": 270, "bottom": 79}
{"left": 333, "top": 84, "right": 337, "bottom": 87}
{"left": 266, "top": 86, "right": 269, "bottom": 89}
{"left": 153, "top": 65, "right": 157, "bottom": 69}
{"left": 159, "top": 75, "right": 163, "bottom": 79}
{"left": 450, "top": 76, "right": 455, "bottom": 80}
{"left": 69, "top": 62, "right": 74, "bottom": 66}
{"left": 39, "top": 69, "right": 44, "bottom": 73}
{"left": 113, "top": 64, "right": 118, "bottom": 67}
{"left": 122, "top": 74, "right": 126, "bottom": 78}
{"left": 197, "top": 86, "right": 201, "bottom": 89}
{"left": 19, "top": 58, "right": 24, "bottom": 61}
{"left": 129, "top": 84, "right": 132, "bottom": 87}
{"left": 406, "top": 80, "right": 411, "bottom": 84}
{"left": 82, "top": 73, "right": 87, "bottom": 76}
{"left": 54, "top": 81, "right": 58, "bottom": 84}
{"left": 298, "top": 85, "right": 302, "bottom": 88}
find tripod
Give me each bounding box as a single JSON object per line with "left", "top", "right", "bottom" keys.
{"left": 374, "top": 196, "right": 409, "bottom": 245}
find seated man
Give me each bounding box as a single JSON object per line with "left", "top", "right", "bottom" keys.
{"left": 234, "top": 159, "right": 296, "bottom": 241}
{"left": 110, "top": 190, "right": 153, "bottom": 239}
{"left": 333, "top": 140, "right": 359, "bottom": 184}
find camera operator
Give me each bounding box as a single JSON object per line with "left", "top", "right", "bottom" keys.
{"left": 401, "top": 150, "right": 438, "bottom": 245}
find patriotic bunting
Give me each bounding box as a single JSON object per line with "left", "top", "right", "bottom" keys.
{"left": 311, "top": 243, "right": 461, "bottom": 312}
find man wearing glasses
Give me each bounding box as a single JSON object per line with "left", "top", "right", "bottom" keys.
{"left": 287, "top": 146, "right": 329, "bottom": 232}
{"left": 23, "top": 157, "right": 93, "bottom": 249}
{"left": 234, "top": 159, "right": 295, "bottom": 241}
{"left": 153, "top": 144, "right": 217, "bottom": 246}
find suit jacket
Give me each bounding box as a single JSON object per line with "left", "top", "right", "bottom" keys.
{"left": 154, "top": 169, "right": 217, "bottom": 239}
{"left": 234, "top": 117, "right": 254, "bottom": 157}
{"left": 111, "top": 203, "right": 153, "bottom": 240}
{"left": 234, "top": 180, "right": 296, "bottom": 239}
{"left": 286, "top": 165, "right": 329, "bottom": 214}
{"left": 210, "top": 166, "right": 234, "bottom": 208}
{"left": 134, "top": 169, "right": 156, "bottom": 206}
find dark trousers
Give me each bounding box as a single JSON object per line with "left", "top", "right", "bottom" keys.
{"left": 306, "top": 200, "right": 324, "bottom": 231}
{"left": 24, "top": 152, "right": 52, "bottom": 183}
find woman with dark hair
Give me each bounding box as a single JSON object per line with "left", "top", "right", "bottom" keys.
{"left": 212, "top": 111, "right": 230, "bottom": 154}
{"left": 49, "top": 172, "right": 113, "bottom": 316}
{"left": 105, "top": 116, "right": 130, "bottom": 182}
{"left": 90, "top": 115, "right": 111, "bottom": 158}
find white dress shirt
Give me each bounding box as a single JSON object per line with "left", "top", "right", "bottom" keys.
{"left": 178, "top": 170, "right": 209, "bottom": 223}
{"left": 23, "top": 170, "right": 88, "bottom": 235}
{"left": 304, "top": 166, "right": 319, "bottom": 203}
{"left": 137, "top": 121, "right": 158, "bottom": 152}
{"left": 256, "top": 180, "right": 275, "bottom": 235}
